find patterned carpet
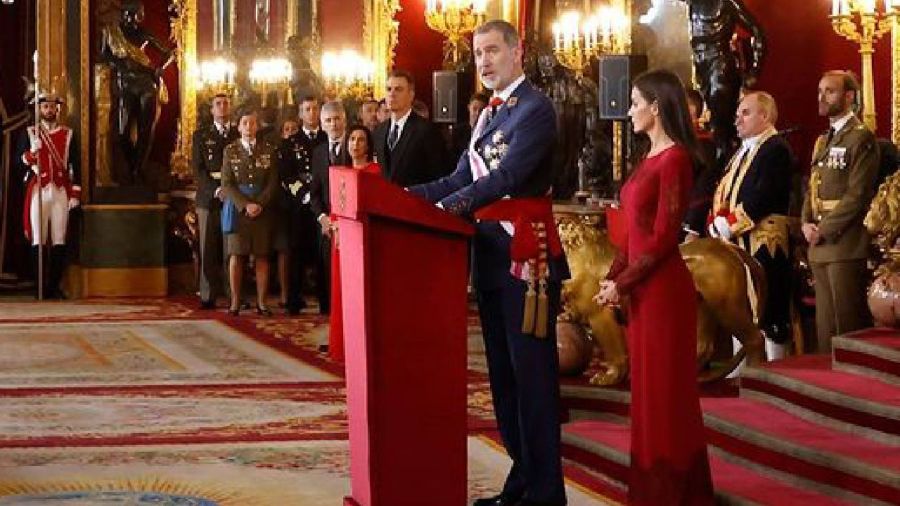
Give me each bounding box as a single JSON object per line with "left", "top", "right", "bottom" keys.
{"left": 0, "top": 299, "right": 612, "bottom": 505}
{"left": 0, "top": 320, "right": 336, "bottom": 387}
{"left": 0, "top": 438, "right": 609, "bottom": 505}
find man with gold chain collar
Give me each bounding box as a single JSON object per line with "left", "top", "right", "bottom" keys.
{"left": 801, "top": 71, "right": 879, "bottom": 353}
{"left": 708, "top": 91, "right": 794, "bottom": 359}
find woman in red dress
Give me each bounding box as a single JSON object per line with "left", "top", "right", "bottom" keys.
{"left": 595, "top": 69, "right": 714, "bottom": 505}
{"left": 328, "top": 125, "right": 381, "bottom": 363}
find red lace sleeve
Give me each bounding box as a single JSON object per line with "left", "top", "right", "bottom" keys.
{"left": 606, "top": 250, "right": 628, "bottom": 280}
{"left": 614, "top": 148, "right": 692, "bottom": 295}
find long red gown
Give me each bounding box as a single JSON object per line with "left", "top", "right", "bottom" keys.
{"left": 329, "top": 162, "right": 382, "bottom": 363}
{"left": 606, "top": 145, "right": 714, "bottom": 505}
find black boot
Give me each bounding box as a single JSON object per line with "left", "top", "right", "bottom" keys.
{"left": 47, "top": 245, "right": 68, "bottom": 299}
{"left": 30, "top": 246, "right": 42, "bottom": 300}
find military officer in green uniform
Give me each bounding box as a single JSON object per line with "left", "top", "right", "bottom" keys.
{"left": 192, "top": 93, "right": 239, "bottom": 309}
{"left": 801, "top": 71, "right": 879, "bottom": 352}
{"left": 221, "top": 110, "right": 279, "bottom": 316}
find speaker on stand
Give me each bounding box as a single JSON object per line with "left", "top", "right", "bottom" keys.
{"left": 598, "top": 54, "right": 647, "bottom": 195}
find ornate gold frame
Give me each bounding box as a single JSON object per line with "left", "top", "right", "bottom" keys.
{"left": 894, "top": 18, "right": 899, "bottom": 144}
{"left": 363, "top": 0, "right": 402, "bottom": 99}
{"left": 170, "top": 0, "right": 198, "bottom": 178}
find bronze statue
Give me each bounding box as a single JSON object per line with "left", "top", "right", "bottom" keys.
{"left": 100, "top": 0, "right": 174, "bottom": 186}
{"left": 525, "top": 36, "right": 613, "bottom": 200}
{"left": 681, "top": 0, "right": 766, "bottom": 162}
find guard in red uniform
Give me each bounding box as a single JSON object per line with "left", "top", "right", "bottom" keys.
{"left": 20, "top": 94, "right": 80, "bottom": 298}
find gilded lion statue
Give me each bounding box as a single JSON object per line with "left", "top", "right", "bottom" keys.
{"left": 558, "top": 215, "right": 766, "bottom": 385}
{"left": 864, "top": 171, "right": 900, "bottom": 269}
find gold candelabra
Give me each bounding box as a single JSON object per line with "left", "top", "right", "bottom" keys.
{"left": 830, "top": 0, "right": 898, "bottom": 131}
{"left": 248, "top": 55, "right": 294, "bottom": 106}
{"left": 424, "top": 0, "right": 487, "bottom": 71}
{"left": 321, "top": 49, "right": 375, "bottom": 101}
{"left": 196, "top": 56, "right": 238, "bottom": 97}
{"left": 552, "top": 5, "right": 630, "bottom": 78}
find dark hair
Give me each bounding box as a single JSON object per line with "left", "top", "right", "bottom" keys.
{"left": 474, "top": 19, "right": 520, "bottom": 47}
{"left": 685, "top": 88, "right": 704, "bottom": 119}
{"left": 632, "top": 69, "right": 699, "bottom": 163}
{"left": 300, "top": 95, "right": 319, "bottom": 105}
{"left": 341, "top": 124, "right": 374, "bottom": 164}
{"left": 236, "top": 108, "right": 258, "bottom": 121}
{"left": 470, "top": 91, "right": 490, "bottom": 105}
{"left": 387, "top": 69, "right": 416, "bottom": 92}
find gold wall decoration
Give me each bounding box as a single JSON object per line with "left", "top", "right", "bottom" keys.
{"left": 36, "top": 0, "right": 68, "bottom": 105}
{"left": 170, "top": 0, "right": 198, "bottom": 179}
{"left": 94, "top": 64, "right": 115, "bottom": 187}
{"left": 363, "top": 0, "right": 401, "bottom": 99}
{"left": 894, "top": 17, "right": 899, "bottom": 144}
{"left": 80, "top": 0, "right": 91, "bottom": 201}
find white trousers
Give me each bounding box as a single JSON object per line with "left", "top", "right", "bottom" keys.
{"left": 30, "top": 184, "right": 69, "bottom": 246}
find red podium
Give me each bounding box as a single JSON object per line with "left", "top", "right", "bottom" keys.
{"left": 330, "top": 167, "right": 474, "bottom": 506}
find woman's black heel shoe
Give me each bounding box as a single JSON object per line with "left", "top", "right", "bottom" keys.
{"left": 228, "top": 307, "right": 240, "bottom": 316}
{"left": 256, "top": 305, "right": 273, "bottom": 317}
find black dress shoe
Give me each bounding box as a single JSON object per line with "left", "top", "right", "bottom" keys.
{"left": 199, "top": 299, "right": 215, "bottom": 310}
{"left": 473, "top": 494, "right": 520, "bottom": 506}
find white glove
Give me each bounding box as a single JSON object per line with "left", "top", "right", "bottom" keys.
{"left": 713, "top": 216, "right": 732, "bottom": 240}
{"left": 68, "top": 198, "right": 80, "bottom": 210}
{"left": 29, "top": 134, "right": 42, "bottom": 153}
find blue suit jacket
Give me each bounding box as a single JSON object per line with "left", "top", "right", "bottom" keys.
{"left": 409, "top": 80, "right": 569, "bottom": 290}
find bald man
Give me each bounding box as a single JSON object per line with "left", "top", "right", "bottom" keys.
{"left": 709, "top": 91, "right": 795, "bottom": 360}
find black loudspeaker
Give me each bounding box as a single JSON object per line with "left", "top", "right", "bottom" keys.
{"left": 598, "top": 55, "right": 648, "bottom": 120}
{"left": 433, "top": 71, "right": 458, "bottom": 124}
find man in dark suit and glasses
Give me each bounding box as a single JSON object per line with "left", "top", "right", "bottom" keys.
{"left": 309, "top": 100, "right": 347, "bottom": 315}
{"left": 373, "top": 69, "right": 451, "bottom": 186}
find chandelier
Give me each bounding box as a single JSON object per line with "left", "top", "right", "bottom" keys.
{"left": 425, "top": 0, "right": 488, "bottom": 71}
{"left": 321, "top": 49, "right": 375, "bottom": 101}
{"left": 197, "top": 56, "right": 237, "bottom": 95}
{"left": 830, "top": 0, "right": 897, "bottom": 131}
{"left": 248, "top": 56, "right": 293, "bottom": 105}
{"left": 552, "top": 6, "right": 630, "bottom": 78}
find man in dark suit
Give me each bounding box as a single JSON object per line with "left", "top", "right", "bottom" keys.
{"left": 373, "top": 69, "right": 450, "bottom": 186}
{"left": 309, "top": 100, "right": 347, "bottom": 316}
{"left": 192, "top": 93, "right": 239, "bottom": 309}
{"left": 409, "top": 20, "right": 568, "bottom": 506}
{"left": 802, "top": 71, "right": 879, "bottom": 352}
{"left": 708, "top": 91, "right": 794, "bottom": 360}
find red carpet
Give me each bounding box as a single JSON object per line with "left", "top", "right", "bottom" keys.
{"left": 558, "top": 327, "right": 900, "bottom": 504}
{"left": 741, "top": 354, "right": 900, "bottom": 436}
{"left": 562, "top": 420, "right": 859, "bottom": 505}
{"left": 833, "top": 328, "right": 900, "bottom": 384}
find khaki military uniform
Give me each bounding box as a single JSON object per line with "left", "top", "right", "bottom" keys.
{"left": 801, "top": 115, "right": 879, "bottom": 351}
{"left": 192, "top": 122, "right": 239, "bottom": 303}
{"left": 221, "top": 139, "right": 279, "bottom": 256}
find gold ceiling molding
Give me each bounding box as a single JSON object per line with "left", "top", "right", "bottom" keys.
{"left": 364, "top": 0, "right": 402, "bottom": 99}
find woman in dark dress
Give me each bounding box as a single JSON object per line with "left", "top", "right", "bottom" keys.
{"left": 595, "top": 69, "right": 714, "bottom": 505}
